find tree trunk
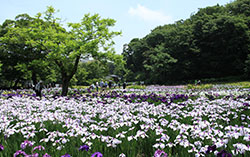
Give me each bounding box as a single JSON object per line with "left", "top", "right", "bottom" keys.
{"left": 61, "top": 77, "right": 70, "bottom": 96}
{"left": 55, "top": 55, "right": 81, "bottom": 96}
{"left": 32, "top": 71, "right": 37, "bottom": 86}
{"left": 13, "top": 78, "right": 20, "bottom": 89}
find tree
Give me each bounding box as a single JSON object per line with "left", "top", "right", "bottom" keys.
{"left": 0, "top": 61, "right": 2, "bottom": 74}
{"left": 75, "top": 62, "right": 89, "bottom": 85}
{"left": 0, "top": 14, "right": 51, "bottom": 87}
{"left": 123, "top": 0, "right": 250, "bottom": 84}
{"left": 227, "top": 0, "right": 250, "bottom": 78}
{"left": 122, "top": 38, "right": 148, "bottom": 81}
{"left": 36, "top": 6, "right": 121, "bottom": 95}
{"left": 226, "top": 0, "right": 250, "bottom": 17}
{"left": 245, "top": 54, "right": 250, "bottom": 76}
{"left": 111, "top": 54, "right": 126, "bottom": 79}
{"left": 0, "top": 6, "right": 121, "bottom": 93}
{"left": 143, "top": 44, "right": 177, "bottom": 84}
{"left": 192, "top": 5, "right": 249, "bottom": 78}
{"left": 83, "top": 60, "right": 109, "bottom": 84}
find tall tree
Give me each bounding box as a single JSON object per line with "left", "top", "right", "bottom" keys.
{"left": 0, "top": 14, "right": 50, "bottom": 87}
{"left": 0, "top": 6, "right": 121, "bottom": 94}
{"left": 192, "top": 5, "right": 249, "bottom": 78}
{"left": 37, "top": 6, "right": 121, "bottom": 95}
{"left": 122, "top": 38, "right": 148, "bottom": 81}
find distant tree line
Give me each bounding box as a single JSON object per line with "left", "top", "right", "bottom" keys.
{"left": 122, "top": 0, "right": 250, "bottom": 84}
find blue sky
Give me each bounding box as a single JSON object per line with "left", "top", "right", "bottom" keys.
{"left": 0, "top": 0, "right": 232, "bottom": 54}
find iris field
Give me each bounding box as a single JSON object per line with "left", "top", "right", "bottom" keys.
{"left": 0, "top": 84, "right": 250, "bottom": 157}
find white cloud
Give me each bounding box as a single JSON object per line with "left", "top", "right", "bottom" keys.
{"left": 128, "top": 4, "right": 172, "bottom": 24}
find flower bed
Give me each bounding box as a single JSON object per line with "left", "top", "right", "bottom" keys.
{"left": 0, "top": 86, "right": 250, "bottom": 156}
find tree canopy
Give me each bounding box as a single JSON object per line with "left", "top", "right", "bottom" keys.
{"left": 0, "top": 6, "right": 122, "bottom": 95}
{"left": 123, "top": 0, "right": 250, "bottom": 84}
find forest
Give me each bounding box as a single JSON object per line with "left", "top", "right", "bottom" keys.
{"left": 122, "top": 0, "right": 250, "bottom": 84}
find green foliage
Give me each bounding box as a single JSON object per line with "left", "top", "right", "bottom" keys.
{"left": 226, "top": 0, "right": 250, "bottom": 16}
{"left": 111, "top": 54, "right": 126, "bottom": 78}
{"left": 0, "top": 61, "right": 2, "bottom": 74}
{"left": 143, "top": 44, "right": 177, "bottom": 84}
{"left": 42, "top": 8, "right": 121, "bottom": 95}
{"left": 0, "top": 6, "right": 121, "bottom": 95}
{"left": 123, "top": 0, "right": 250, "bottom": 85}
{"left": 84, "top": 61, "right": 109, "bottom": 81}
{"left": 122, "top": 38, "right": 148, "bottom": 82}
{"left": 245, "top": 54, "right": 250, "bottom": 76}
{"left": 74, "top": 62, "right": 89, "bottom": 85}
{"left": 0, "top": 13, "right": 55, "bottom": 87}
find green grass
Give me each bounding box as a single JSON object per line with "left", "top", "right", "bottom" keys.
{"left": 186, "top": 81, "right": 250, "bottom": 90}
{"left": 72, "top": 86, "right": 89, "bottom": 90}
{"left": 224, "top": 81, "right": 250, "bottom": 88}
{"left": 186, "top": 84, "right": 213, "bottom": 90}
{"left": 127, "top": 85, "right": 146, "bottom": 90}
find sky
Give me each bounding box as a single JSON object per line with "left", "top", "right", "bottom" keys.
{"left": 0, "top": 0, "right": 232, "bottom": 54}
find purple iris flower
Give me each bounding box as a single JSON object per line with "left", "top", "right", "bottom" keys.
{"left": 0, "top": 144, "right": 4, "bottom": 151}
{"left": 13, "top": 150, "right": 27, "bottom": 157}
{"left": 179, "top": 103, "right": 186, "bottom": 106}
{"left": 154, "top": 150, "right": 168, "bottom": 157}
{"left": 29, "top": 153, "right": 39, "bottom": 157}
{"left": 33, "top": 145, "right": 45, "bottom": 151}
{"left": 79, "top": 145, "right": 89, "bottom": 151}
{"left": 91, "top": 152, "right": 103, "bottom": 157}
{"left": 43, "top": 153, "right": 51, "bottom": 157}
{"left": 20, "top": 140, "right": 33, "bottom": 149}
{"left": 217, "top": 150, "right": 232, "bottom": 157}
{"left": 243, "top": 103, "right": 249, "bottom": 107}
{"left": 61, "top": 153, "right": 71, "bottom": 157}
{"left": 161, "top": 98, "right": 167, "bottom": 103}
{"left": 20, "top": 143, "right": 26, "bottom": 149}
{"left": 206, "top": 145, "right": 217, "bottom": 154}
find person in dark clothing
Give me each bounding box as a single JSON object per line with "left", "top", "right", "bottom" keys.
{"left": 35, "top": 81, "right": 43, "bottom": 98}
{"left": 108, "top": 81, "right": 112, "bottom": 89}
{"left": 122, "top": 82, "right": 126, "bottom": 89}
{"left": 96, "top": 82, "right": 99, "bottom": 91}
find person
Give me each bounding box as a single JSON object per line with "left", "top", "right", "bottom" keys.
{"left": 35, "top": 81, "right": 43, "bottom": 98}
{"left": 91, "top": 84, "right": 96, "bottom": 90}
{"left": 108, "top": 81, "right": 112, "bottom": 89}
{"left": 123, "top": 82, "right": 126, "bottom": 89}
{"left": 96, "top": 82, "right": 99, "bottom": 91}
{"left": 100, "top": 80, "right": 104, "bottom": 88}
